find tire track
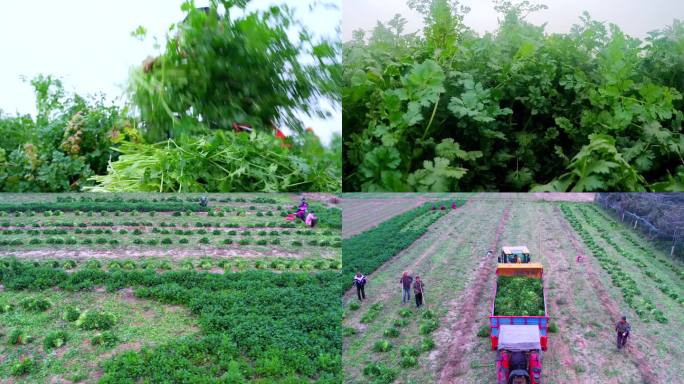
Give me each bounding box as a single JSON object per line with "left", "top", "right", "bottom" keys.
{"left": 436, "top": 201, "right": 512, "bottom": 383}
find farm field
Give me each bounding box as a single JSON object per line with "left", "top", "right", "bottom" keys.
{"left": 342, "top": 194, "right": 684, "bottom": 383}
{"left": 0, "top": 193, "right": 342, "bottom": 383}
{"left": 341, "top": 194, "right": 470, "bottom": 238}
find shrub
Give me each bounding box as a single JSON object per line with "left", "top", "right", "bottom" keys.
{"left": 96, "top": 237, "right": 108, "bottom": 245}
{"left": 10, "top": 358, "right": 36, "bottom": 376}
{"left": 363, "top": 363, "right": 397, "bottom": 383}
{"left": 291, "top": 241, "right": 303, "bottom": 246}
{"left": 548, "top": 322, "right": 558, "bottom": 333}
{"left": 212, "top": 229, "right": 221, "bottom": 235}
{"left": 238, "top": 239, "right": 250, "bottom": 245}
{"left": 147, "top": 239, "right": 159, "bottom": 246}
{"left": 0, "top": 303, "right": 15, "bottom": 313}
{"left": 161, "top": 238, "right": 173, "bottom": 245}
{"left": 8, "top": 329, "right": 31, "bottom": 345}
{"left": 132, "top": 238, "right": 143, "bottom": 245}
{"left": 66, "top": 236, "right": 78, "bottom": 245}
{"left": 109, "top": 239, "right": 119, "bottom": 246}
{"left": 179, "top": 238, "right": 189, "bottom": 244}
{"left": 20, "top": 297, "right": 51, "bottom": 311}
{"left": 91, "top": 331, "right": 120, "bottom": 347}
{"left": 63, "top": 306, "right": 81, "bottom": 322}
{"left": 158, "top": 261, "right": 173, "bottom": 270}
{"left": 372, "top": 340, "right": 392, "bottom": 352}
{"left": 349, "top": 302, "right": 360, "bottom": 311}
{"left": 421, "top": 337, "right": 436, "bottom": 351}
{"left": 133, "top": 229, "right": 143, "bottom": 235}
{"left": 76, "top": 310, "right": 116, "bottom": 330}
{"left": 393, "top": 318, "right": 409, "bottom": 328}
{"left": 383, "top": 327, "right": 400, "bottom": 338}
{"left": 419, "top": 319, "right": 439, "bottom": 335}
{"left": 180, "top": 260, "right": 194, "bottom": 270}
{"left": 44, "top": 330, "right": 69, "bottom": 350}
{"left": 256, "top": 239, "right": 268, "bottom": 245}
{"left": 222, "top": 238, "right": 233, "bottom": 245}
{"left": 108, "top": 261, "right": 122, "bottom": 270}
{"left": 199, "top": 237, "right": 210, "bottom": 244}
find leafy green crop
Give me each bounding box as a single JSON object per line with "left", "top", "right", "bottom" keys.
{"left": 343, "top": 0, "right": 684, "bottom": 191}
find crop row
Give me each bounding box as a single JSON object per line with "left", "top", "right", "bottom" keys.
{"left": 54, "top": 195, "right": 281, "bottom": 204}
{"left": 1, "top": 227, "right": 333, "bottom": 237}
{"left": 342, "top": 200, "right": 464, "bottom": 283}
{"left": 1, "top": 220, "right": 308, "bottom": 230}
{"left": 561, "top": 205, "right": 666, "bottom": 323}
{"left": 0, "top": 260, "right": 342, "bottom": 382}
{"left": 0, "top": 235, "right": 341, "bottom": 248}
{"left": 586, "top": 205, "right": 684, "bottom": 282}
{"left": 15, "top": 256, "right": 341, "bottom": 273}
{"left": 1, "top": 207, "right": 288, "bottom": 218}
{"left": 348, "top": 303, "right": 439, "bottom": 383}
{"left": 575, "top": 206, "right": 683, "bottom": 309}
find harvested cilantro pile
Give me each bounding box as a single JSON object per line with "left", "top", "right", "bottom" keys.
{"left": 494, "top": 276, "right": 545, "bottom": 316}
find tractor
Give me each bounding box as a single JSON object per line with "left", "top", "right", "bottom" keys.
{"left": 498, "top": 246, "right": 531, "bottom": 263}
{"left": 496, "top": 324, "right": 543, "bottom": 384}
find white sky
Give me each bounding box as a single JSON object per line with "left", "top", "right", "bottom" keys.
{"left": 0, "top": 0, "right": 341, "bottom": 144}
{"left": 343, "top": 0, "right": 684, "bottom": 41}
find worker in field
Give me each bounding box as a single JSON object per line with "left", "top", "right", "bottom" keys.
{"left": 451, "top": 201, "right": 457, "bottom": 209}
{"left": 305, "top": 211, "right": 318, "bottom": 227}
{"left": 400, "top": 272, "right": 414, "bottom": 304}
{"left": 615, "top": 315, "right": 631, "bottom": 350}
{"left": 353, "top": 272, "right": 366, "bottom": 301}
{"left": 413, "top": 276, "right": 425, "bottom": 308}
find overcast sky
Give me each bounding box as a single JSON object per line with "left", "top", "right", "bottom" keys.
{"left": 343, "top": 0, "right": 683, "bottom": 41}
{"left": 0, "top": 0, "right": 341, "bottom": 144}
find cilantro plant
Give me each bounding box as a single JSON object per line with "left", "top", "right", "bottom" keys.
{"left": 343, "top": 0, "right": 684, "bottom": 191}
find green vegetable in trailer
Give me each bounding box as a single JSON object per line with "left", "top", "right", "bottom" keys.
{"left": 494, "top": 276, "right": 545, "bottom": 316}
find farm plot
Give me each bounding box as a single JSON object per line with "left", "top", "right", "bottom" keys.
{"left": 342, "top": 194, "right": 469, "bottom": 238}
{"left": 0, "top": 194, "right": 341, "bottom": 272}
{"left": 343, "top": 197, "right": 684, "bottom": 384}
{"left": 0, "top": 194, "right": 343, "bottom": 383}
{"left": 0, "top": 261, "right": 341, "bottom": 383}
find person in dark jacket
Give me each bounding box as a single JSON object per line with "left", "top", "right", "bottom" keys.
{"left": 353, "top": 272, "right": 366, "bottom": 301}
{"left": 414, "top": 276, "right": 425, "bottom": 308}
{"left": 400, "top": 272, "right": 413, "bottom": 304}
{"left": 615, "top": 315, "right": 631, "bottom": 349}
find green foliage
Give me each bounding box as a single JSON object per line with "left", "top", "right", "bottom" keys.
{"left": 0, "top": 76, "right": 127, "bottom": 192}
{"left": 62, "top": 306, "right": 81, "bottom": 322}
{"left": 8, "top": 329, "right": 32, "bottom": 345}
{"left": 421, "top": 336, "right": 436, "bottom": 351}
{"left": 43, "top": 330, "right": 69, "bottom": 350}
{"left": 494, "top": 276, "right": 545, "bottom": 316}
{"left": 76, "top": 310, "right": 117, "bottom": 330}
{"left": 548, "top": 322, "right": 558, "bottom": 333}
{"left": 363, "top": 362, "right": 398, "bottom": 383}
{"left": 419, "top": 319, "right": 439, "bottom": 335}
{"left": 349, "top": 301, "right": 360, "bottom": 311}
{"left": 20, "top": 297, "right": 52, "bottom": 311}
{"left": 342, "top": 202, "right": 457, "bottom": 287}
{"left": 10, "top": 358, "right": 36, "bottom": 376}
{"left": 372, "top": 340, "right": 393, "bottom": 352}
{"left": 343, "top": 3, "right": 684, "bottom": 191}
{"left": 383, "top": 327, "right": 400, "bottom": 338}
{"left": 477, "top": 324, "right": 491, "bottom": 337}
{"left": 91, "top": 331, "right": 120, "bottom": 347}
